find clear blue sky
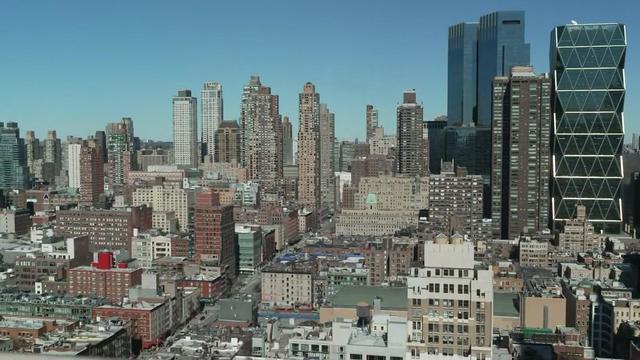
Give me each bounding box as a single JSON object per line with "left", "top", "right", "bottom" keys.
{"left": 1, "top": 0, "right": 637, "bottom": 141}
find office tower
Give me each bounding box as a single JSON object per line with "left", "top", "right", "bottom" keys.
{"left": 319, "top": 103, "right": 336, "bottom": 210}
{"left": 240, "top": 75, "right": 263, "bottom": 166}
{"left": 365, "top": 104, "right": 379, "bottom": 143}
{"left": 214, "top": 120, "right": 241, "bottom": 164}
{"left": 241, "top": 76, "right": 283, "bottom": 199}
{"left": 448, "top": 22, "right": 478, "bottom": 126}
{"left": 79, "top": 140, "right": 104, "bottom": 206}
{"left": 194, "top": 191, "right": 235, "bottom": 271}
{"left": 491, "top": 67, "right": 551, "bottom": 239}
{"left": 201, "top": 82, "right": 223, "bottom": 160}
{"left": 396, "top": 90, "right": 425, "bottom": 176}
{"left": 44, "top": 130, "right": 62, "bottom": 176}
{"left": 297, "top": 82, "right": 321, "bottom": 209}
{"left": 550, "top": 23, "right": 626, "bottom": 232}
{"left": 94, "top": 130, "right": 107, "bottom": 163}
{"left": 339, "top": 141, "right": 355, "bottom": 171}
{"left": 25, "top": 130, "right": 41, "bottom": 176}
{"left": 632, "top": 133, "right": 640, "bottom": 151}
{"left": 407, "top": 236, "right": 493, "bottom": 359}
{"left": 67, "top": 142, "right": 82, "bottom": 189}
{"left": 106, "top": 120, "right": 132, "bottom": 185}
{"left": 426, "top": 116, "right": 448, "bottom": 174}
{"left": 0, "top": 122, "right": 29, "bottom": 190}
{"left": 282, "top": 116, "right": 294, "bottom": 165}
{"left": 477, "top": 11, "right": 531, "bottom": 127}
{"left": 172, "top": 89, "right": 198, "bottom": 168}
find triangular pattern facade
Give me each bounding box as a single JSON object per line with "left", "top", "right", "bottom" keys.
{"left": 551, "top": 24, "right": 626, "bottom": 231}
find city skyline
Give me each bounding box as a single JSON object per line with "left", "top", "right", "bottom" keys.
{"left": 2, "top": 0, "right": 638, "bottom": 141}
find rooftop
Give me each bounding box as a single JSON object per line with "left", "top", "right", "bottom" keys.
{"left": 493, "top": 292, "right": 519, "bottom": 317}
{"left": 327, "top": 286, "right": 407, "bottom": 310}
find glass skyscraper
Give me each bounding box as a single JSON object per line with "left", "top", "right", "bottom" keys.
{"left": 477, "top": 11, "right": 530, "bottom": 127}
{"left": 0, "top": 122, "right": 29, "bottom": 190}
{"left": 550, "top": 23, "right": 626, "bottom": 232}
{"left": 448, "top": 22, "right": 478, "bottom": 127}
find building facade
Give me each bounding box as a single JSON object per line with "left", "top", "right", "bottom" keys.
{"left": 491, "top": 67, "right": 551, "bottom": 239}
{"left": 201, "top": 82, "right": 223, "bottom": 160}
{"left": 0, "top": 122, "right": 29, "bottom": 190}
{"left": 172, "top": 90, "right": 198, "bottom": 167}
{"left": 297, "top": 82, "right": 321, "bottom": 209}
{"left": 550, "top": 23, "right": 626, "bottom": 232}
{"left": 397, "top": 90, "right": 426, "bottom": 176}
{"left": 319, "top": 103, "right": 336, "bottom": 211}
{"left": 214, "top": 120, "right": 240, "bottom": 164}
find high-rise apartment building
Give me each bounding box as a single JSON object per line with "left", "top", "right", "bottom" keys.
{"left": 0, "top": 122, "right": 29, "bottom": 190}
{"left": 194, "top": 191, "right": 235, "bottom": 272}
{"left": 44, "top": 130, "right": 62, "bottom": 178}
{"left": 201, "top": 82, "right": 223, "bottom": 160}
{"left": 214, "top": 120, "right": 241, "bottom": 164}
{"left": 319, "top": 103, "right": 336, "bottom": 211}
{"left": 94, "top": 130, "right": 107, "bottom": 163}
{"left": 365, "top": 104, "right": 379, "bottom": 143}
{"left": 172, "top": 90, "right": 198, "bottom": 168}
{"left": 491, "top": 66, "right": 551, "bottom": 239}
{"left": 67, "top": 142, "right": 82, "bottom": 190}
{"left": 297, "top": 82, "right": 321, "bottom": 209}
{"left": 240, "top": 75, "right": 263, "bottom": 166}
{"left": 407, "top": 236, "right": 493, "bottom": 359}
{"left": 282, "top": 116, "right": 294, "bottom": 166}
{"left": 448, "top": 23, "right": 478, "bottom": 127}
{"left": 106, "top": 120, "right": 132, "bottom": 185}
{"left": 79, "top": 140, "right": 104, "bottom": 206}
{"left": 396, "top": 90, "right": 425, "bottom": 176}
{"left": 25, "top": 130, "right": 41, "bottom": 176}
{"left": 550, "top": 23, "right": 626, "bottom": 232}
{"left": 240, "top": 76, "right": 283, "bottom": 199}
{"left": 477, "top": 11, "right": 531, "bottom": 127}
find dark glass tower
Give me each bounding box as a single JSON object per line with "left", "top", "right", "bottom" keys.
{"left": 448, "top": 22, "right": 478, "bottom": 127}
{"left": 477, "top": 11, "right": 531, "bottom": 127}
{"left": 550, "top": 23, "right": 626, "bottom": 232}
{"left": 0, "top": 122, "right": 29, "bottom": 190}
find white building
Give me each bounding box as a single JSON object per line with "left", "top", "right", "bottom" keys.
{"left": 132, "top": 182, "right": 195, "bottom": 232}
{"left": 67, "top": 142, "right": 82, "bottom": 189}
{"left": 132, "top": 232, "right": 182, "bottom": 268}
{"left": 406, "top": 235, "right": 493, "bottom": 360}
{"left": 172, "top": 90, "right": 198, "bottom": 167}
{"left": 288, "top": 314, "right": 407, "bottom": 360}
{"left": 201, "top": 82, "right": 223, "bottom": 161}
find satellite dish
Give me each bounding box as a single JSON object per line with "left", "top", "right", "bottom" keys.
{"left": 570, "top": 20, "right": 578, "bottom": 25}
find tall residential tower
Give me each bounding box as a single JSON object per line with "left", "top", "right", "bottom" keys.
{"left": 201, "top": 82, "right": 223, "bottom": 160}
{"left": 297, "top": 82, "right": 321, "bottom": 210}
{"left": 172, "top": 90, "right": 198, "bottom": 168}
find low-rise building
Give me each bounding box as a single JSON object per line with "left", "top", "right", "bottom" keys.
{"left": 520, "top": 277, "right": 566, "bottom": 330}
{"left": 261, "top": 264, "right": 314, "bottom": 307}
{"left": 132, "top": 231, "right": 188, "bottom": 268}
{"left": 0, "top": 208, "right": 31, "bottom": 235}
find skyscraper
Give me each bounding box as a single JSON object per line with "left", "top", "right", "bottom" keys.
{"left": 425, "top": 116, "right": 448, "bottom": 174}
{"left": 448, "top": 22, "right": 478, "bottom": 126}
{"left": 491, "top": 66, "right": 551, "bottom": 239}
{"left": 550, "top": 23, "right": 626, "bottom": 232}
{"left": 24, "top": 130, "right": 41, "bottom": 176}
{"left": 297, "top": 82, "right": 321, "bottom": 210}
{"left": 396, "top": 90, "right": 425, "bottom": 176}
{"left": 0, "top": 122, "right": 29, "bottom": 190}
{"left": 201, "top": 82, "right": 223, "bottom": 160}
{"left": 477, "top": 11, "right": 531, "bottom": 127}
{"left": 44, "top": 130, "right": 62, "bottom": 177}
{"left": 214, "top": 120, "right": 241, "bottom": 164}
{"left": 240, "top": 75, "right": 263, "bottom": 166}
{"left": 67, "top": 142, "right": 82, "bottom": 190}
{"left": 79, "top": 139, "right": 104, "bottom": 206}
{"left": 241, "top": 76, "right": 283, "bottom": 200}
{"left": 94, "top": 130, "right": 107, "bottom": 163}
{"left": 106, "top": 119, "right": 132, "bottom": 185}
{"left": 172, "top": 90, "right": 198, "bottom": 168}
{"left": 282, "top": 116, "right": 294, "bottom": 166}
{"left": 319, "top": 103, "right": 336, "bottom": 211}
{"left": 365, "top": 104, "right": 379, "bottom": 143}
